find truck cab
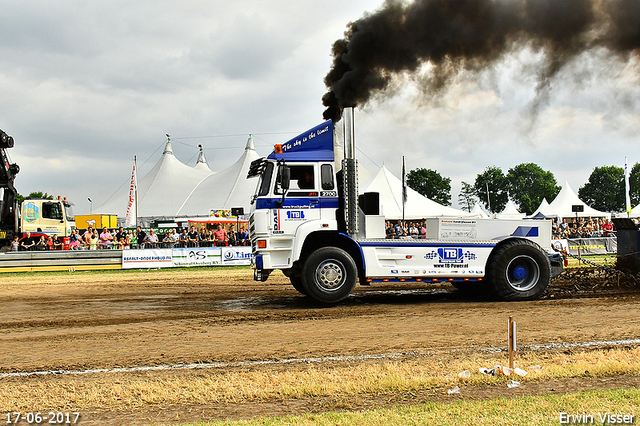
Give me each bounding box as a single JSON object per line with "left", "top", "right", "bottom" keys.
{"left": 21, "top": 197, "right": 76, "bottom": 244}
{"left": 248, "top": 110, "right": 562, "bottom": 304}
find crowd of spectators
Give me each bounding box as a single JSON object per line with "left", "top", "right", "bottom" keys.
{"left": 385, "top": 220, "right": 427, "bottom": 239}
{"left": 552, "top": 217, "right": 615, "bottom": 239}
{"left": 381, "top": 217, "right": 619, "bottom": 241}
{"left": 13, "top": 223, "right": 250, "bottom": 251}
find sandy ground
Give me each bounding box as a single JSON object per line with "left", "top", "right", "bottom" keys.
{"left": 0, "top": 267, "right": 638, "bottom": 424}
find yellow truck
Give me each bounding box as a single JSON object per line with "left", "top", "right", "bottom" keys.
{"left": 74, "top": 214, "right": 118, "bottom": 230}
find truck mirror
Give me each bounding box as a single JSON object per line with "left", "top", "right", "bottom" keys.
{"left": 281, "top": 167, "right": 291, "bottom": 190}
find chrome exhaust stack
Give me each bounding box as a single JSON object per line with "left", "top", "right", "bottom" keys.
{"left": 342, "top": 107, "right": 359, "bottom": 238}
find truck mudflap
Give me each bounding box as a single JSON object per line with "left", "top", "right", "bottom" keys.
{"left": 548, "top": 252, "right": 564, "bottom": 278}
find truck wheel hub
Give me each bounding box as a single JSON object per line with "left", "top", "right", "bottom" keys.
{"left": 316, "top": 260, "right": 343, "bottom": 289}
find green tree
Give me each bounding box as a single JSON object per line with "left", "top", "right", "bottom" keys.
{"left": 505, "top": 163, "right": 560, "bottom": 215}
{"left": 406, "top": 168, "right": 451, "bottom": 206}
{"left": 578, "top": 166, "right": 624, "bottom": 212}
{"left": 473, "top": 166, "right": 508, "bottom": 213}
{"left": 629, "top": 162, "right": 640, "bottom": 207}
{"left": 457, "top": 181, "right": 477, "bottom": 212}
{"left": 16, "top": 191, "right": 54, "bottom": 206}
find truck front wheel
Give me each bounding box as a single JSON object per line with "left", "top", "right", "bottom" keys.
{"left": 290, "top": 275, "right": 308, "bottom": 296}
{"left": 486, "top": 239, "right": 551, "bottom": 301}
{"left": 302, "top": 247, "right": 357, "bottom": 304}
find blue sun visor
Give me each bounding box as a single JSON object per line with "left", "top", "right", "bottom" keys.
{"left": 267, "top": 120, "right": 334, "bottom": 162}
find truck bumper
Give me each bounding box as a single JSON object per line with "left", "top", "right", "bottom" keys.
{"left": 252, "top": 254, "right": 271, "bottom": 282}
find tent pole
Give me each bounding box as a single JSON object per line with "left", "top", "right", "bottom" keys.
{"left": 134, "top": 155, "right": 138, "bottom": 228}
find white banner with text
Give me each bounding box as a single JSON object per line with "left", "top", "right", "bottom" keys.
{"left": 122, "top": 249, "right": 173, "bottom": 269}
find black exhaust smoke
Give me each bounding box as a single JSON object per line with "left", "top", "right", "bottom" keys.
{"left": 322, "top": 0, "right": 640, "bottom": 122}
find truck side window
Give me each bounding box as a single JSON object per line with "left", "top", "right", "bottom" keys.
{"left": 291, "top": 166, "right": 314, "bottom": 190}
{"left": 321, "top": 164, "right": 334, "bottom": 190}
{"left": 41, "top": 202, "right": 63, "bottom": 220}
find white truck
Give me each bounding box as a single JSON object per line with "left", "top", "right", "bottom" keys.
{"left": 247, "top": 108, "right": 563, "bottom": 304}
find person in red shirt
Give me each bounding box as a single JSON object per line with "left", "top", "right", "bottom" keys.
{"left": 602, "top": 219, "right": 614, "bottom": 237}
{"left": 213, "top": 224, "right": 228, "bottom": 246}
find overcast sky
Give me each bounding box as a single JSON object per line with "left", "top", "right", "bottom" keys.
{"left": 1, "top": 0, "right": 639, "bottom": 215}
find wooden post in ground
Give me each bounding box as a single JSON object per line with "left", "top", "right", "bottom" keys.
{"left": 508, "top": 316, "right": 516, "bottom": 369}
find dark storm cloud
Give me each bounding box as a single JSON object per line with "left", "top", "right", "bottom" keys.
{"left": 322, "top": 0, "right": 640, "bottom": 122}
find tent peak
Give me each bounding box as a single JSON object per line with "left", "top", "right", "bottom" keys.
{"left": 163, "top": 141, "right": 174, "bottom": 155}
{"left": 245, "top": 135, "right": 255, "bottom": 151}
{"left": 196, "top": 144, "right": 207, "bottom": 164}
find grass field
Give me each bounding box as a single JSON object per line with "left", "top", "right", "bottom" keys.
{"left": 193, "top": 387, "right": 639, "bottom": 426}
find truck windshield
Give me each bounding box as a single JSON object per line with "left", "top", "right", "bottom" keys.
{"left": 64, "top": 204, "right": 74, "bottom": 222}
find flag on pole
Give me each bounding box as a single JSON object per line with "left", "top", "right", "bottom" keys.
{"left": 402, "top": 156, "right": 407, "bottom": 223}
{"left": 124, "top": 159, "right": 137, "bottom": 228}
{"left": 625, "top": 157, "right": 631, "bottom": 216}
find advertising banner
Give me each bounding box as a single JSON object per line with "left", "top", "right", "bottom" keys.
{"left": 122, "top": 249, "right": 173, "bottom": 269}
{"left": 221, "top": 246, "right": 253, "bottom": 265}
{"left": 172, "top": 247, "right": 222, "bottom": 267}
{"left": 566, "top": 238, "right": 617, "bottom": 255}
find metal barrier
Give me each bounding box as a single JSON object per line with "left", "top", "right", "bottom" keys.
{"left": 1, "top": 250, "right": 122, "bottom": 272}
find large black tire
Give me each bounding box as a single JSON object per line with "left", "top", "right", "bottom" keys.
{"left": 301, "top": 247, "right": 357, "bottom": 304}
{"left": 486, "top": 239, "right": 551, "bottom": 301}
{"left": 290, "top": 275, "right": 308, "bottom": 296}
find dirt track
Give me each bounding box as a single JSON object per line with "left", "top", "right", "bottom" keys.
{"left": 0, "top": 267, "right": 638, "bottom": 424}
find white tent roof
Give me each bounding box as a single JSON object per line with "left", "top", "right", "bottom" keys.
{"left": 193, "top": 145, "right": 212, "bottom": 173}
{"left": 630, "top": 203, "right": 640, "bottom": 217}
{"left": 471, "top": 203, "right": 490, "bottom": 218}
{"left": 539, "top": 180, "right": 611, "bottom": 219}
{"left": 528, "top": 198, "right": 549, "bottom": 218}
{"left": 362, "top": 165, "right": 473, "bottom": 220}
{"left": 496, "top": 199, "right": 525, "bottom": 220}
{"left": 98, "top": 140, "right": 215, "bottom": 217}
{"left": 175, "top": 136, "right": 260, "bottom": 216}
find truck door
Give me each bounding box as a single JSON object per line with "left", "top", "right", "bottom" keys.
{"left": 271, "top": 164, "right": 321, "bottom": 235}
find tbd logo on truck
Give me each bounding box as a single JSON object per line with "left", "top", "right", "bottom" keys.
{"left": 425, "top": 248, "right": 477, "bottom": 264}
{"left": 286, "top": 211, "right": 305, "bottom": 220}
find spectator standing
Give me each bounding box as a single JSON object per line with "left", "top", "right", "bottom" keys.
{"left": 145, "top": 229, "right": 159, "bottom": 248}
{"left": 36, "top": 235, "right": 48, "bottom": 251}
{"left": 10, "top": 236, "right": 19, "bottom": 251}
{"left": 115, "top": 227, "right": 127, "bottom": 243}
{"left": 238, "top": 226, "right": 248, "bottom": 246}
{"left": 19, "top": 231, "right": 35, "bottom": 251}
{"left": 213, "top": 224, "right": 228, "bottom": 246}
{"left": 187, "top": 226, "right": 199, "bottom": 247}
{"left": 178, "top": 229, "right": 189, "bottom": 247}
{"left": 89, "top": 230, "right": 99, "bottom": 250}
{"left": 136, "top": 226, "right": 146, "bottom": 249}
{"left": 99, "top": 227, "right": 113, "bottom": 249}
{"left": 50, "top": 234, "right": 62, "bottom": 250}
{"left": 228, "top": 225, "right": 237, "bottom": 246}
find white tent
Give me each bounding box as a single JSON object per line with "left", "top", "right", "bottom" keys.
{"left": 629, "top": 203, "right": 640, "bottom": 217}
{"left": 470, "top": 203, "right": 490, "bottom": 218}
{"left": 97, "top": 140, "right": 215, "bottom": 218}
{"left": 362, "top": 165, "right": 473, "bottom": 220}
{"left": 175, "top": 136, "right": 261, "bottom": 216}
{"left": 539, "top": 180, "right": 611, "bottom": 219}
{"left": 528, "top": 197, "right": 549, "bottom": 218}
{"left": 496, "top": 199, "right": 525, "bottom": 220}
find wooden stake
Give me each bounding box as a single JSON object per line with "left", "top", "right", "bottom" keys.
{"left": 508, "top": 316, "right": 515, "bottom": 369}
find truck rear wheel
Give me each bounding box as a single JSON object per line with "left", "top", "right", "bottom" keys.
{"left": 302, "top": 247, "right": 357, "bottom": 304}
{"left": 486, "top": 239, "right": 551, "bottom": 301}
